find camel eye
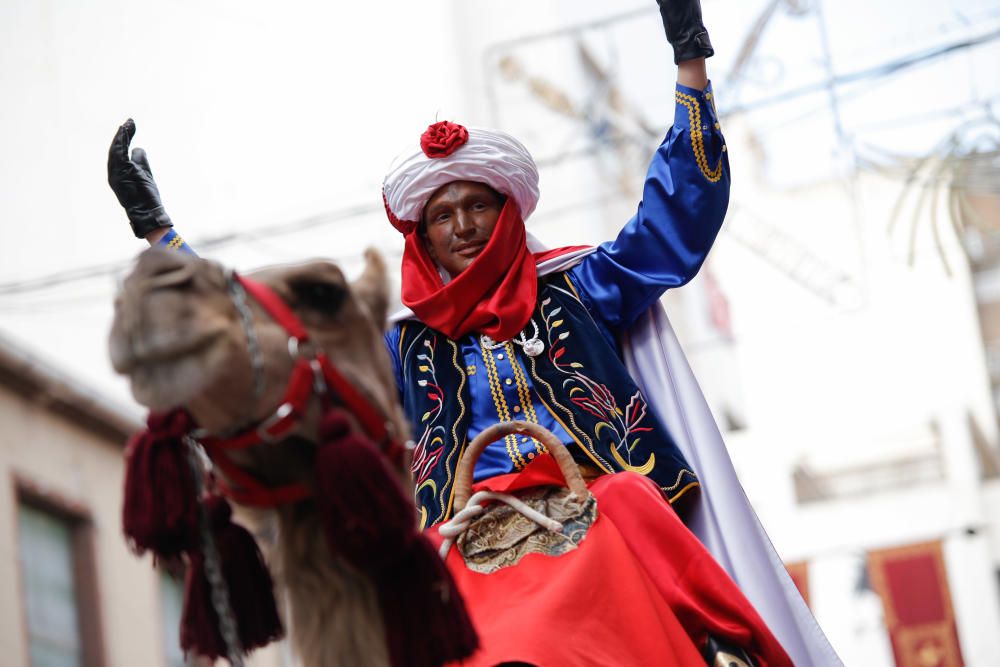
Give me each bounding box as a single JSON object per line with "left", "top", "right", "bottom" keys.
{"left": 289, "top": 280, "right": 347, "bottom": 314}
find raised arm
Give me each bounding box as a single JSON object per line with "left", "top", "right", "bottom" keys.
{"left": 664, "top": 0, "right": 711, "bottom": 90}
{"left": 677, "top": 58, "right": 708, "bottom": 91}
{"left": 107, "top": 120, "right": 194, "bottom": 252}
{"left": 570, "top": 0, "right": 727, "bottom": 329}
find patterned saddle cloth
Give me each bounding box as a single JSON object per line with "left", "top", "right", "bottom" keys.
{"left": 456, "top": 486, "right": 598, "bottom": 574}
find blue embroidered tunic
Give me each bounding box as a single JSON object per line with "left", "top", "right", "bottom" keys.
{"left": 385, "top": 82, "right": 728, "bottom": 490}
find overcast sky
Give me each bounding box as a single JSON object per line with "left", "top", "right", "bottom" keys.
{"left": 1, "top": 0, "right": 998, "bottom": 416}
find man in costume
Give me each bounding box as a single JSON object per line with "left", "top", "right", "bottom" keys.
{"left": 109, "top": 2, "right": 843, "bottom": 665}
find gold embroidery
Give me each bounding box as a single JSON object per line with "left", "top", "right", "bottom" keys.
{"left": 562, "top": 273, "right": 581, "bottom": 301}
{"left": 481, "top": 341, "right": 526, "bottom": 469}
{"left": 666, "top": 480, "right": 700, "bottom": 505}
{"left": 506, "top": 343, "right": 546, "bottom": 454}
{"left": 442, "top": 339, "right": 468, "bottom": 520}
{"left": 166, "top": 234, "right": 186, "bottom": 250}
{"left": 528, "top": 356, "right": 614, "bottom": 473}
{"left": 398, "top": 322, "right": 408, "bottom": 361}
{"left": 608, "top": 438, "right": 656, "bottom": 475}
{"left": 675, "top": 90, "right": 724, "bottom": 183}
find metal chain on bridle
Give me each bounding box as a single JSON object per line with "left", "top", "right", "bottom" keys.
{"left": 171, "top": 273, "right": 270, "bottom": 667}
{"left": 229, "top": 276, "right": 266, "bottom": 401}
{"left": 183, "top": 434, "right": 245, "bottom": 666}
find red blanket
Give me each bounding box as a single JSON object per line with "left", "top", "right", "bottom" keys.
{"left": 428, "top": 455, "right": 792, "bottom": 667}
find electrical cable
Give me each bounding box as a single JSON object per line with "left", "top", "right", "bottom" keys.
{"left": 5, "top": 17, "right": 999, "bottom": 301}
{"left": 721, "top": 26, "right": 1000, "bottom": 117}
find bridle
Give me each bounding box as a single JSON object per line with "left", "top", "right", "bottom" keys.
{"left": 135, "top": 261, "right": 475, "bottom": 667}
{"left": 189, "top": 271, "right": 407, "bottom": 508}
{"left": 162, "top": 270, "right": 410, "bottom": 666}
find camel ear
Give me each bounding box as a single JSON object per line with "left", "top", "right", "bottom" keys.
{"left": 352, "top": 248, "right": 390, "bottom": 330}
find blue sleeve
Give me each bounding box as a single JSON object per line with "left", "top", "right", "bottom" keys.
{"left": 155, "top": 228, "right": 198, "bottom": 255}
{"left": 570, "top": 81, "right": 729, "bottom": 329}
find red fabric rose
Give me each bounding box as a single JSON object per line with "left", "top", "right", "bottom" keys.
{"left": 420, "top": 121, "right": 469, "bottom": 159}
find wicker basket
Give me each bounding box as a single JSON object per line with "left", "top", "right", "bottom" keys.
{"left": 446, "top": 421, "right": 598, "bottom": 574}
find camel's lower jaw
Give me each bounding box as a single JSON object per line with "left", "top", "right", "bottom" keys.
{"left": 109, "top": 327, "right": 225, "bottom": 375}
{"left": 127, "top": 353, "right": 217, "bottom": 412}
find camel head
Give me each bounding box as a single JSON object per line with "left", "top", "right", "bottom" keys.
{"left": 109, "top": 246, "right": 400, "bottom": 440}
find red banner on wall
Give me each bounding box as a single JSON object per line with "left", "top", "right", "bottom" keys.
{"left": 867, "top": 541, "right": 964, "bottom": 667}
{"left": 785, "top": 561, "right": 810, "bottom": 608}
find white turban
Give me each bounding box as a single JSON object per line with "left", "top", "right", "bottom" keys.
{"left": 382, "top": 121, "right": 540, "bottom": 234}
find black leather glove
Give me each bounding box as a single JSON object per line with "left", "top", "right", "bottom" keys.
{"left": 657, "top": 0, "right": 714, "bottom": 64}
{"left": 107, "top": 119, "right": 173, "bottom": 239}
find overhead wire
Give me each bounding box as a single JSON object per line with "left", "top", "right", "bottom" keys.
{"left": 0, "top": 185, "right": 627, "bottom": 304}
{"left": 5, "top": 9, "right": 999, "bottom": 302}
{"left": 721, "top": 26, "right": 1000, "bottom": 117}
{"left": 0, "top": 201, "right": 384, "bottom": 296}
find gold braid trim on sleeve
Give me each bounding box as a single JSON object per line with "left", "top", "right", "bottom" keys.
{"left": 675, "top": 90, "right": 725, "bottom": 184}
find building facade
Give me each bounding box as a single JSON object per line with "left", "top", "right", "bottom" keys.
{"left": 0, "top": 336, "right": 288, "bottom": 667}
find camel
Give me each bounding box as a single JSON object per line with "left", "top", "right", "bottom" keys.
{"left": 108, "top": 246, "right": 474, "bottom": 667}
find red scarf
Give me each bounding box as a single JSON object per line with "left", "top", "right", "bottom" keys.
{"left": 400, "top": 200, "right": 585, "bottom": 341}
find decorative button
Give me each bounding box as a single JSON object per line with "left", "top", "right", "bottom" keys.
{"left": 513, "top": 406, "right": 521, "bottom": 413}
{"left": 497, "top": 353, "right": 504, "bottom": 360}
{"left": 504, "top": 378, "right": 513, "bottom": 386}
{"left": 521, "top": 437, "right": 530, "bottom": 443}
{"left": 527, "top": 452, "right": 536, "bottom": 460}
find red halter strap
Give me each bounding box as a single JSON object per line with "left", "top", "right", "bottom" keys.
{"left": 198, "top": 274, "right": 404, "bottom": 507}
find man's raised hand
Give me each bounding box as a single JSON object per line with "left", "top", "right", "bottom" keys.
{"left": 657, "top": 0, "right": 714, "bottom": 64}
{"left": 107, "top": 119, "right": 173, "bottom": 239}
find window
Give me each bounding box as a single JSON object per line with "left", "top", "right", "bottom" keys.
{"left": 160, "top": 570, "right": 196, "bottom": 667}
{"left": 15, "top": 481, "right": 104, "bottom": 667}
{"left": 18, "top": 503, "right": 84, "bottom": 667}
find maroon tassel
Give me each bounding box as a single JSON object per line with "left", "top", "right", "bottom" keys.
{"left": 122, "top": 409, "right": 199, "bottom": 558}
{"left": 315, "top": 411, "right": 414, "bottom": 565}
{"left": 179, "top": 551, "right": 226, "bottom": 661}
{"left": 377, "top": 535, "right": 479, "bottom": 667}
{"left": 316, "top": 410, "right": 478, "bottom": 667}
{"left": 180, "top": 496, "right": 284, "bottom": 660}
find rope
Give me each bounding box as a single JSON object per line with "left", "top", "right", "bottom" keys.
{"left": 438, "top": 490, "right": 564, "bottom": 560}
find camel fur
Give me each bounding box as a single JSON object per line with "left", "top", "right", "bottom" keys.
{"left": 109, "top": 246, "right": 410, "bottom": 667}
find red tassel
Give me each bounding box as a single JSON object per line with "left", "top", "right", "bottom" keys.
{"left": 180, "top": 496, "right": 284, "bottom": 660}
{"left": 122, "top": 409, "right": 199, "bottom": 558}
{"left": 316, "top": 410, "right": 478, "bottom": 667}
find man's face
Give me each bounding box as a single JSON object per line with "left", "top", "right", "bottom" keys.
{"left": 421, "top": 180, "right": 505, "bottom": 278}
